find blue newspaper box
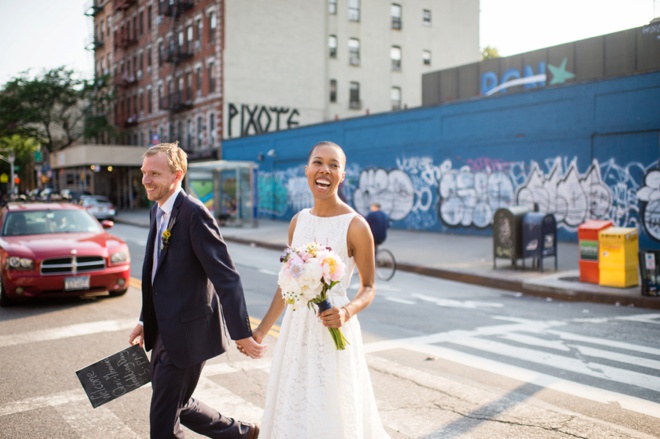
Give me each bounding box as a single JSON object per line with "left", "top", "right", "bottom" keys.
{"left": 522, "top": 212, "right": 558, "bottom": 272}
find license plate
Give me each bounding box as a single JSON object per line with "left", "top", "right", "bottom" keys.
{"left": 65, "top": 276, "right": 90, "bottom": 291}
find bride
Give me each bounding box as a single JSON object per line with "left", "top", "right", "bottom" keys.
{"left": 251, "top": 141, "right": 390, "bottom": 438}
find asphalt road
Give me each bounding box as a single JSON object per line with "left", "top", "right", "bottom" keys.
{"left": 0, "top": 223, "right": 658, "bottom": 438}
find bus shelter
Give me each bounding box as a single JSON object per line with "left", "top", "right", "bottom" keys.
{"left": 186, "top": 160, "right": 258, "bottom": 227}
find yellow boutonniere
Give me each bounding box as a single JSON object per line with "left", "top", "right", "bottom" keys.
{"left": 161, "top": 217, "right": 176, "bottom": 250}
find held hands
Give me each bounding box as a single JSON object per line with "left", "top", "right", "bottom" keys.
{"left": 236, "top": 337, "right": 267, "bottom": 359}
{"left": 319, "top": 306, "right": 351, "bottom": 329}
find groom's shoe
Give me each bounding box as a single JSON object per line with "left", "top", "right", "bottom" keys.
{"left": 246, "top": 423, "right": 259, "bottom": 439}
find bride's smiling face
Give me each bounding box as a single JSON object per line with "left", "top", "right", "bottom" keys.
{"left": 305, "top": 144, "right": 346, "bottom": 198}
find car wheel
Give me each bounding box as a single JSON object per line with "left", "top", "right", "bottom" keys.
{"left": 0, "top": 279, "right": 13, "bottom": 307}
{"left": 109, "top": 288, "right": 128, "bottom": 298}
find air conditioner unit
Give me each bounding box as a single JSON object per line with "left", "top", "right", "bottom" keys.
{"left": 193, "top": 40, "right": 201, "bottom": 51}
{"left": 137, "top": 70, "right": 143, "bottom": 80}
{"left": 156, "top": 16, "right": 162, "bottom": 25}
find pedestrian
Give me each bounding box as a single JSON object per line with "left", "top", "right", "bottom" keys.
{"left": 365, "top": 202, "right": 389, "bottom": 247}
{"left": 128, "top": 142, "right": 265, "bottom": 439}
{"left": 250, "top": 141, "right": 390, "bottom": 438}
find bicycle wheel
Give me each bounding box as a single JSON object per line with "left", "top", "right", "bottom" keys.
{"left": 375, "top": 248, "right": 396, "bottom": 281}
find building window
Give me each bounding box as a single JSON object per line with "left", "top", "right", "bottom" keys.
{"left": 209, "top": 12, "right": 217, "bottom": 43}
{"left": 158, "top": 42, "right": 163, "bottom": 66}
{"left": 208, "top": 61, "right": 215, "bottom": 93}
{"left": 391, "top": 4, "right": 402, "bottom": 30}
{"left": 147, "top": 47, "right": 152, "bottom": 69}
{"left": 391, "top": 87, "right": 401, "bottom": 110}
{"left": 348, "top": 38, "right": 360, "bottom": 66}
{"left": 423, "top": 9, "right": 431, "bottom": 26}
{"left": 139, "top": 10, "right": 144, "bottom": 35}
{"left": 197, "top": 116, "right": 203, "bottom": 148}
{"left": 187, "top": 25, "right": 193, "bottom": 52}
{"left": 209, "top": 112, "right": 215, "bottom": 146}
{"left": 349, "top": 81, "right": 360, "bottom": 109}
{"left": 391, "top": 46, "right": 402, "bottom": 71}
{"left": 187, "top": 119, "right": 192, "bottom": 150}
{"left": 147, "top": 5, "right": 152, "bottom": 29}
{"left": 196, "top": 66, "right": 202, "bottom": 96}
{"left": 196, "top": 18, "right": 202, "bottom": 42}
{"left": 423, "top": 50, "right": 431, "bottom": 66}
{"left": 329, "top": 35, "right": 337, "bottom": 58}
{"left": 348, "top": 0, "right": 360, "bottom": 22}
{"left": 178, "top": 29, "right": 185, "bottom": 50}
{"left": 329, "top": 79, "right": 337, "bottom": 103}
{"left": 328, "top": 0, "right": 337, "bottom": 14}
{"left": 147, "top": 87, "right": 152, "bottom": 113}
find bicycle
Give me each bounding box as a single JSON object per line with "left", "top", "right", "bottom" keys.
{"left": 375, "top": 246, "right": 396, "bottom": 281}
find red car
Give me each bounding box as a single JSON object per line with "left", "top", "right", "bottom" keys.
{"left": 0, "top": 202, "right": 131, "bottom": 306}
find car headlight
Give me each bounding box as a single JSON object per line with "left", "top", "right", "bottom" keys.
{"left": 7, "top": 256, "right": 34, "bottom": 270}
{"left": 110, "top": 251, "right": 129, "bottom": 264}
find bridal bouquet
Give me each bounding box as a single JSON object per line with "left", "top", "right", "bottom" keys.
{"left": 278, "top": 241, "right": 349, "bottom": 350}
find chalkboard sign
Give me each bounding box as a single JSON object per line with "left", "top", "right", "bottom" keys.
{"left": 76, "top": 344, "right": 151, "bottom": 408}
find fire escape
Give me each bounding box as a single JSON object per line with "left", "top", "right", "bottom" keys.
{"left": 112, "top": 0, "right": 139, "bottom": 130}
{"left": 159, "top": 0, "right": 195, "bottom": 114}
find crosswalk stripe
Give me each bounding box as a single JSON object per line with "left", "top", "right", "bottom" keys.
{"left": 0, "top": 319, "right": 136, "bottom": 348}
{"left": 500, "top": 332, "right": 660, "bottom": 370}
{"left": 0, "top": 390, "right": 86, "bottom": 417}
{"left": 53, "top": 398, "right": 142, "bottom": 439}
{"left": 192, "top": 377, "right": 263, "bottom": 425}
{"left": 402, "top": 341, "right": 660, "bottom": 419}
{"left": 453, "top": 337, "right": 660, "bottom": 393}
{"left": 548, "top": 329, "right": 660, "bottom": 355}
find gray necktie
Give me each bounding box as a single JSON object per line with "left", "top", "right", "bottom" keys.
{"left": 152, "top": 208, "right": 165, "bottom": 283}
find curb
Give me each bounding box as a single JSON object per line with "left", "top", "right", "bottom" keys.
{"left": 114, "top": 217, "right": 660, "bottom": 311}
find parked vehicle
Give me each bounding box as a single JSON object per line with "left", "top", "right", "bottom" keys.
{"left": 79, "top": 195, "right": 117, "bottom": 220}
{"left": 0, "top": 202, "right": 130, "bottom": 306}
{"left": 60, "top": 189, "right": 92, "bottom": 203}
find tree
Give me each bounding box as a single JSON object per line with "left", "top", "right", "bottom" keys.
{"left": 0, "top": 67, "right": 114, "bottom": 153}
{"left": 0, "top": 134, "right": 40, "bottom": 191}
{"left": 481, "top": 45, "right": 500, "bottom": 60}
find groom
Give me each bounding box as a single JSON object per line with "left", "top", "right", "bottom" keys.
{"left": 129, "top": 142, "right": 264, "bottom": 438}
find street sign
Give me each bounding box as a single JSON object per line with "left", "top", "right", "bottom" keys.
{"left": 34, "top": 151, "right": 42, "bottom": 163}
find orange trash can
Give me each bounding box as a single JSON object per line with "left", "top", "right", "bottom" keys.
{"left": 577, "top": 220, "right": 613, "bottom": 283}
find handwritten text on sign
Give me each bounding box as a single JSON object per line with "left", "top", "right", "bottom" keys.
{"left": 76, "top": 344, "right": 150, "bottom": 408}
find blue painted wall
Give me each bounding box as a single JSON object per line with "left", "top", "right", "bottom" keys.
{"left": 222, "top": 71, "right": 660, "bottom": 249}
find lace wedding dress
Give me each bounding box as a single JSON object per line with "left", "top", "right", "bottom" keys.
{"left": 259, "top": 209, "right": 390, "bottom": 439}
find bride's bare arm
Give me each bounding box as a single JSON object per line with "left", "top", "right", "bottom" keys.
{"left": 252, "top": 214, "right": 299, "bottom": 344}
{"left": 319, "top": 215, "right": 376, "bottom": 329}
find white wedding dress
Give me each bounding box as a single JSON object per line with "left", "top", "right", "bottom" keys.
{"left": 259, "top": 209, "right": 390, "bottom": 439}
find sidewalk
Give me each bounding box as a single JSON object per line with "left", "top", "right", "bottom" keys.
{"left": 114, "top": 209, "right": 660, "bottom": 310}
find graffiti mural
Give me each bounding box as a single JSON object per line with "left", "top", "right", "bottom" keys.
{"left": 254, "top": 155, "right": 659, "bottom": 244}
{"left": 638, "top": 169, "right": 660, "bottom": 241}
{"left": 227, "top": 103, "right": 300, "bottom": 138}
{"left": 353, "top": 168, "right": 415, "bottom": 222}
{"left": 481, "top": 58, "right": 575, "bottom": 96}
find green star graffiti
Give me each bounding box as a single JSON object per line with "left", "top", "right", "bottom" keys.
{"left": 547, "top": 57, "right": 575, "bottom": 85}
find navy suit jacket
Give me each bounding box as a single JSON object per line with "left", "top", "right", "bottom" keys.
{"left": 140, "top": 190, "right": 252, "bottom": 368}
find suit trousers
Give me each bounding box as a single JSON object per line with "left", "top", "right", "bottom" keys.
{"left": 149, "top": 334, "right": 253, "bottom": 438}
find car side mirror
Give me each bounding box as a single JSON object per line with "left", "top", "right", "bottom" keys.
{"left": 101, "top": 220, "right": 114, "bottom": 229}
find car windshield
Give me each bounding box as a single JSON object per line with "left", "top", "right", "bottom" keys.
{"left": 2, "top": 210, "right": 103, "bottom": 236}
